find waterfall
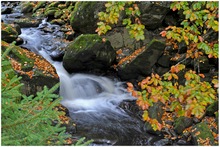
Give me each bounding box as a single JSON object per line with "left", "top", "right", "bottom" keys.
{"left": 18, "top": 20, "right": 155, "bottom": 145}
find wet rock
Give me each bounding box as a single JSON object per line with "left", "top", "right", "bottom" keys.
{"left": 15, "top": 37, "right": 24, "bottom": 45}
{"left": 1, "top": 22, "right": 18, "bottom": 43}
{"left": 174, "top": 116, "right": 193, "bottom": 135}
{"left": 50, "top": 49, "right": 65, "bottom": 61}
{"left": 117, "top": 39, "right": 165, "bottom": 80}
{"left": 63, "top": 34, "right": 116, "bottom": 73}
{"left": 153, "top": 138, "right": 171, "bottom": 146}
{"left": 14, "top": 18, "right": 41, "bottom": 28}
{"left": 138, "top": 2, "right": 171, "bottom": 30}
{"left": 1, "top": 7, "right": 13, "bottom": 14}
{"left": 20, "top": 2, "right": 35, "bottom": 13}
{"left": 191, "top": 122, "right": 215, "bottom": 145}
{"left": 177, "top": 139, "right": 188, "bottom": 145}
{"left": 70, "top": 2, "right": 105, "bottom": 33}
{"left": 206, "top": 101, "right": 218, "bottom": 116}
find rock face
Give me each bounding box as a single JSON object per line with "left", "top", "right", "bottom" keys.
{"left": 63, "top": 34, "right": 116, "bottom": 73}
{"left": 138, "top": 2, "right": 171, "bottom": 30}
{"left": 70, "top": 2, "right": 105, "bottom": 33}
{"left": 117, "top": 39, "right": 166, "bottom": 80}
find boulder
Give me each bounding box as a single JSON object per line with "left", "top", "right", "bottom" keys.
{"left": 1, "top": 22, "right": 18, "bottom": 43}
{"left": 117, "top": 39, "right": 166, "bottom": 80}
{"left": 144, "top": 102, "right": 164, "bottom": 135}
{"left": 70, "top": 2, "right": 105, "bottom": 33}
{"left": 20, "top": 2, "right": 35, "bottom": 13}
{"left": 63, "top": 34, "right": 116, "bottom": 73}
{"left": 138, "top": 2, "right": 171, "bottom": 30}
{"left": 191, "top": 122, "right": 215, "bottom": 145}
{"left": 174, "top": 116, "right": 193, "bottom": 135}
{"left": 14, "top": 18, "right": 41, "bottom": 28}
{"left": 104, "top": 27, "right": 153, "bottom": 51}
{"left": 1, "top": 41, "right": 59, "bottom": 96}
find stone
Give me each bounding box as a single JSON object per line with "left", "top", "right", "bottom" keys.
{"left": 63, "top": 34, "right": 116, "bottom": 73}
{"left": 20, "top": 2, "right": 35, "bottom": 13}
{"left": 138, "top": 2, "right": 171, "bottom": 30}
{"left": 174, "top": 116, "right": 193, "bottom": 135}
{"left": 105, "top": 27, "right": 153, "bottom": 51}
{"left": 14, "top": 18, "right": 41, "bottom": 28}
{"left": 191, "top": 122, "right": 215, "bottom": 145}
{"left": 70, "top": 2, "right": 105, "bottom": 33}
{"left": 1, "top": 41, "right": 59, "bottom": 96}
{"left": 117, "top": 39, "right": 166, "bottom": 80}
{"left": 144, "top": 102, "right": 164, "bottom": 135}
{"left": 1, "top": 22, "right": 18, "bottom": 43}
{"left": 157, "top": 55, "right": 171, "bottom": 68}
{"left": 1, "top": 7, "right": 12, "bottom": 14}
{"left": 206, "top": 101, "right": 218, "bottom": 116}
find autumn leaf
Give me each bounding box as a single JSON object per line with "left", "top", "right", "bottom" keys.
{"left": 160, "top": 31, "right": 167, "bottom": 37}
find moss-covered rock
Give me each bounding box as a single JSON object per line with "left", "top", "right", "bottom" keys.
{"left": 144, "top": 102, "right": 164, "bottom": 135}
{"left": 20, "top": 2, "right": 35, "bottom": 13}
{"left": 1, "top": 23, "right": 18, "bottom": 43}
{"left": 117, "top": 39, "right": 166, "bottom": 80}
{"left": 44, "top": 7, "right": 59, "bottom": 17}
{"left": 191, "top": 122, "right": 215, "bottom": 145}
{"left": 63, "top": 34, "right": 116, "bottom": 73}
{"left": 174, "top": 116, "right": 193, "bottom": 135}
{"left": 33, "top": 1, "right": 47, "bottom": 12}
{"left": 14, "top": 18, "right": 41, "bottom": 28}
{"left": 206, "top": 101, "right": 218, "bottom": 116}
{"left": 2, "top": 41, "right": 59, "bottom": 96}
{"left": 70, "top": 2, "right": 105, "bottom": 33}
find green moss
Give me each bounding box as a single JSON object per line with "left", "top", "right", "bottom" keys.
{"left": 45, "top": 7, "right": 59, "bottom": 16}
{"left": 33, "top": 1, "right": 47, "bottom": 12}
{"left": 1, "top": 41, "right": 34, "bottom": 71}
{"left": 67, "top": 34, "right": 102, "bottom": 52}
{"left": 192, "top": 122, "right": 215, "bottom": 145}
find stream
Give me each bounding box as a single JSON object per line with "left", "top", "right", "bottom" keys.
{"left": 3, "top": 12, "right": 163, "bottom": 145}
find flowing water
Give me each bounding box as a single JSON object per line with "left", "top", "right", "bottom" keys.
{"left": 16, "top": 19, "right": 163, "bottom": 145}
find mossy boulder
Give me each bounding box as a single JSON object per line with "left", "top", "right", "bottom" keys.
{"left": 174, "top": 116, "right": 193, "bottom": 135}
{"left": 20, "top": 2, "right": 35, "bottom": 13}
{"left": 63, "top": 34, "right": 116, "bottom": 73}
{"left": 70, "top": 1, "right": 105, "bottom": 33}
{"left": 2, "top": 41, "right": 59, "bottom": 96}
{"left": 14, "top": 18, "right": 41, "bottom": 28}
{"left": 1, "top": 23, "right": 19, "bottom": 43}
{"left": 191, "top": 122, "right": 215, "bottom": 145}
{"left": 117, "top": 39, "right": 166, "bottom": 80}
{"left": 44, "top": 7, "right": 59, "bottom": 17}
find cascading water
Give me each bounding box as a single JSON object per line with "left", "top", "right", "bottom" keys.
{"left": 18, "top": 19, "right": 162, "bottom": 145}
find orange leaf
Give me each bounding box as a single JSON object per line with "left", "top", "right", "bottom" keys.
{"left": 199, "top": 74, "right": 205, "bottom": 78}
{"left": 172, "top": 73, "right": 179, "bottom": 80}
{"left": 168, "top": 74, "right": 172, "bottom": 80}
{"left": 127, "top": 82, "right": 134, "bottom": 88}
{"left": 198, "top": 36, "right": 204, "bottom": 42}
{"left": 160, "top": 31, "right": 167, "bottom": 37}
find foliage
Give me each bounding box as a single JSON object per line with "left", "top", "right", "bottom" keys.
{"left": 96, "top": 2, "right": 145, "bottom": 41}
{"left": 127, "top": 64, "right": 218, "bottom": 131}
{"left": 1, "top": 43, "right": 70, "bottom": 145}
{"left": 160, "top": 1, "right": 218, "bottom": 58}
{"left": 73, "top": 137, "right": 94, "bottom": 146}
